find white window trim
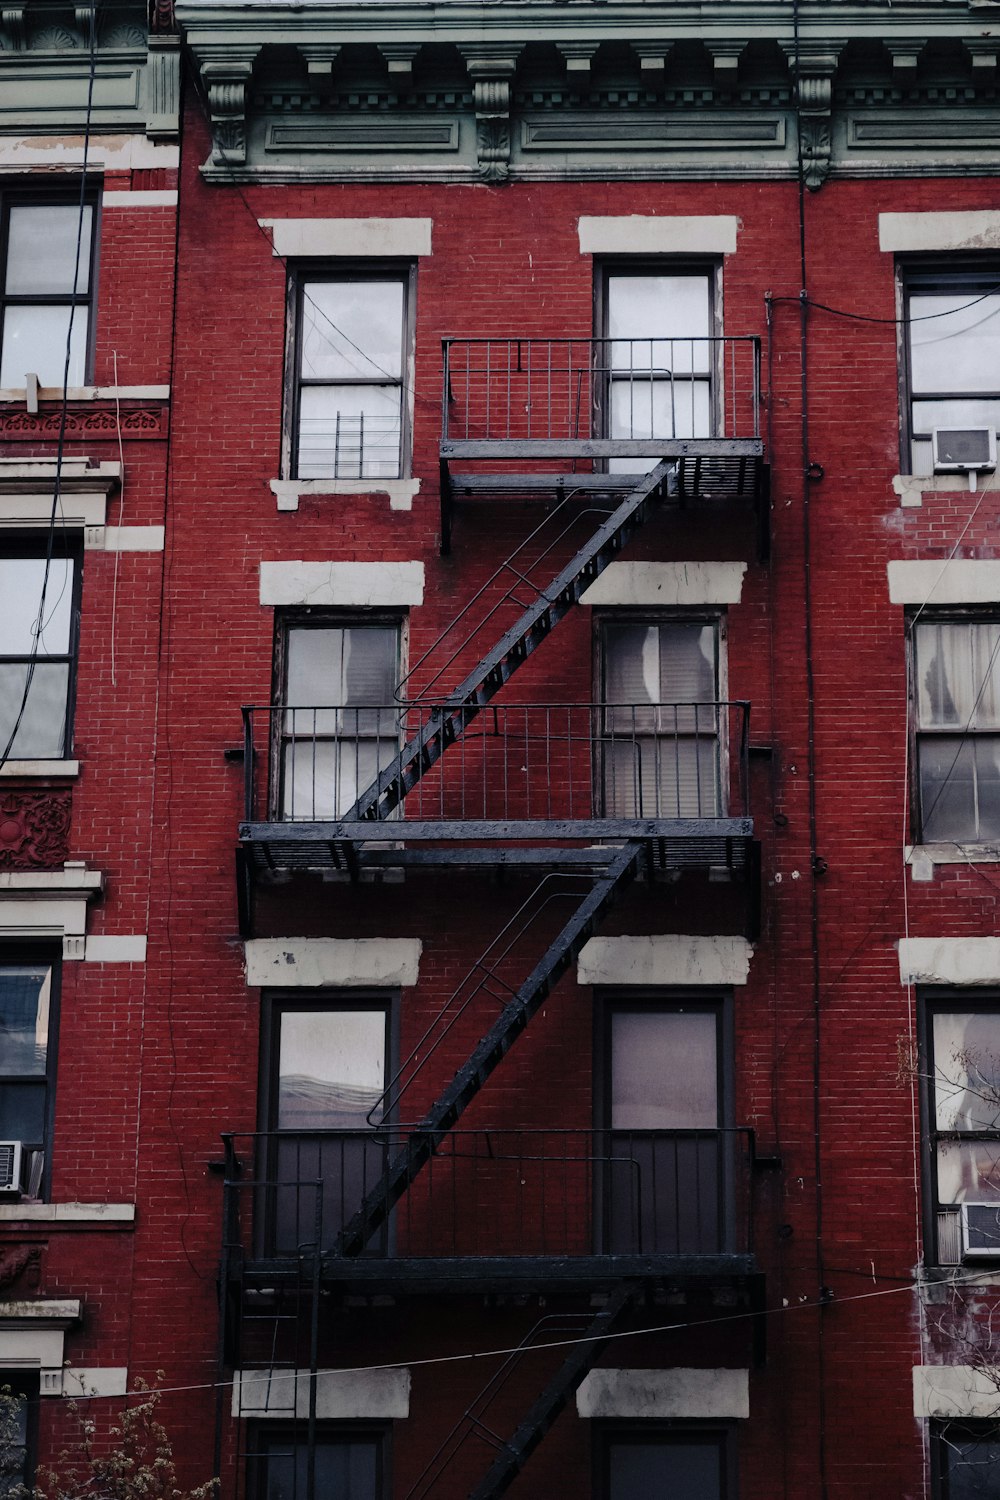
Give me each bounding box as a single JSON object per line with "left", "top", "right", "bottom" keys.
{"left": 887, "top": 560, "right": 1000, "bottom": 606}
{"left": 914, "top": 1364, "right": 1000, "bottom": 1418}
{"left": 0, "top": 1300, "right": 81, "bottom": 1394}
{"left": 259, "top": 560, "right": 424, "bottom": 608}
{"left": 233, "top": 1368, "right": 410, "bottom": 1420}
{"left": 582, "top": 561, "right": 747, "bottom": 607}
{"left": 0, "top": 459, "right": 120, "bottom": 531}
{"left": 577, "top": 1368, "right": 749, "bottom": 1419}
{"left": 259, "top": 217, "right": 432, "bottom": 259}
{"left": 0, "top": 1203, "right": 134, "bottom": 1223}
{"left": 0, "top": 386, "right": 168, "bottom": 403}
{"left": 0, "top": 759, "right": 79, "bottom": 779}
{"left": 0, "top": 866, "right": 103, "bottom": 959}
{"left": 245, "top": 938, "right": 421, "bottom": 989}
{"left": 578, "top": 935, "right": 753, "bottom": 987}
{"left": 269, "top": 477, "right": 421, "bottom": 513}
{"left": 579, "top": 216, "right": 739, "bottom": 255}
{"left": 898, "top": 937, "right": 1000, "bottom": 986}
{"left": 102, "top": 191, "right": 177, "bottom": 208}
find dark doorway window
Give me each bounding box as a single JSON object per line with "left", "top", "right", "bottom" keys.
{"left": 596, "top": 1427, "right": 733, "bottom": 1499}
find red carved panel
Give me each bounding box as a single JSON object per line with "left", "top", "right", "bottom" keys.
{"left": 0, "top": 789, "right": 72, "bottom": 870}
{"left": 0, "top": 404, "right": 167, "bottom": 441}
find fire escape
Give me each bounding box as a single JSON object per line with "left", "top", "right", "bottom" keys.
{"left": 224, "top": 334, "right": 768, "bottom": 1497}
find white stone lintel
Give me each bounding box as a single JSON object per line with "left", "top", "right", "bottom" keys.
{"left": 892, "top": 474, "right": 980, "bottom": 509}
{"left": 577, "top": 1368, "right": 750, "bottom": 1419}
{"left": 578, "top": 215, "right": 739, "bottom": 256}
{"left": 259, "top": 217, "right": 432, "bottom": 259}
{"left": 0, "top": 137, "right": 179, "bottom": 172}
{"left": 578, "top": 935, "right": 753, "bottom": 987}
{"left": 259, "top": 559, "right": 424, "bottom": 608}
{"left": 245, "top": 937, "right": 422, "bottom": 989}
{"left": 234, "top": 1367, "right": 410, "bottom": 1420}
{"left": 0, "top": 388, "right": 168, "bottom": 404}
{"left": 102, "top": 190, "right": 178, "bottom": 208}
{"left": 270, "top": 477, "right": 420, "bottom": 513}
{"left": 0, "top": 1203, "right": 135, "bottom": 1223}
{"left": 84, "top": 935, "right": 147, "bottom": 963}
{"left": 581, "top": 561, "right": 747, "bottom": 607}
{"left": 914, "top": 1364, "right": 1000, "bottom": 1418}
{"left": 899, "top": 937, "right": 1000, "bottom": 986}
{"left": 880, "top": 211, "right": 1000, "bottom": 253}
{"left": 0, "top": 1302, "right": 82, "bottom": 1384}
{"left": 887, "top": 559, "right": 1000, "bottom": 606}
{"left": 62, "top": 1368, "right": 129, "bottom": 1399}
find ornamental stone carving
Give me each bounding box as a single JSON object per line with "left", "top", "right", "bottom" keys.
{"left": 0, "top": 406, "right": 166, "bottom": 440}
{"left": 0, "top": 789, "right": 72, "bottom": 871}
{"left": 781, "top": 42, "right": 843, "bottom": 191}
{"left": 201, "top": 52, "right": 259, "bottom": 168}
{"left": 460, "top": 47, "right": 521, "bottom": 184}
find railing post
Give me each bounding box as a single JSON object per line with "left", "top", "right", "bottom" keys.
{"left": 242, "top": 707, "right": 254, "bottom": 822}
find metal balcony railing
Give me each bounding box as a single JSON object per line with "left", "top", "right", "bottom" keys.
{"left": 240, "top": 700, "right": 750, "bottom": 828}
{"left": 441, "top": 336, "right": 761, "bottom": 453}
{"left": 221, "top": 1127, "right": 756, "bottom": 1264}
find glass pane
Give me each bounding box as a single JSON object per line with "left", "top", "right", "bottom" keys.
{"left": 933, "top": 1012, "right": 1000, "bottom": 1132}
{"left": 0, "top": 304, "right": 88, "bottom": 387}
{"left": 278, "top": 1010, "right": 385, "bottom": 1128}
{"left": 910, "top": 292, "right": 1000, "bottom": 396}
{"left": 610, "top": 377, "right": 710, "bottom": 441}
{"left": 938, "top": 1142, "right": 1000, "bottom": 1206}
{"left": 297, "top": 384, "right": 402, "bottom": 479}
{"left": 286, "top": 627, "right": 398, "bottom": 711}
{"left": 300, "top": 280, "right": 403, "bottom": 381}
{"left": 264, "top": 1440, "right": 378, "bottom": 1500}
{"left": 281, "top": 736, "right": 396, "bottom": 820}
{"left": 0, "top": 662, "right": 70, "bottom": 758}
{"left": 6, "top": 204, "right": 93, "bottom": 294}
{"left": 611, "top": 1009, "right": 718, "bottom": 1129}
{"left": 608, "top": 1439, "right": 723, "bottom": 1499}
{"left": 607, "top": 274, "right": 711, "bottom": 351}
{"left": 0, "top": 555, "right": 74, "bottom": 655}
{"left": 0, "top": 1083, "right": 45, "bottom": 1142}
{"left": 912, "top": 398, "right": 1000, "bottom": 438}
{"left": 939, "top": 1427, "right": 1000, "bottom": 1500}
{"left": 0, "top": 966, "right": 50, "bottom": 1075}
{"left": 604, "top": 735, "right": 719, "bottom": 818}
{"left": 916, "top": 623, "right": 1000, "bottom": 730}
{"left": 919, "top": 736, "right": 1000, "bottom": 843}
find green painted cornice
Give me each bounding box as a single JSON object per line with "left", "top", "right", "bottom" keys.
{"left": 0, "top": 2, "right": 180, "bottom": 141}
{"left": 177, "top": 0, "right": 1000, "bottom": 185}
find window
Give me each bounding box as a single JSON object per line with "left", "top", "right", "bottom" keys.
{"left": 289, "top": 270, "right": 410, "bottom": 480}
{"left": 903, "top": 265, "right": 1000, "bottom": 476}
{"left": 931, "top": 1419, "right": 1000, "bottom": 1498}
{"left": 250, "top": 1429, "right": 386, "bottom": 1500}
{"left": 599, "top": 618, "right": 722, "bottom": 819}
{"left": 595, "top": 1426, "right": 734, "bottom": 1500}
{"left": 912, "top": 617, "right": 1000, "bottom": 844}
{"left": 598, "top": 265, "right": 715, "bottom": 466}
{"left": 0, "top": 543, "right": 79, "bottom": 760}
{"left": 262, "top": 996, "right": 391, "bottom": 1255}
{"left": 275, "top": 618, "right": 400, "bottom": 821}
{"left": 0, "top": 192, "right": 96, "bottom": 388}
{"left": 0, "top": 1375, "right": 36, "bottom": 1499}
{"left": 0, "top": 958, "right": 57, "bottom": 1199}
{"left": 597, "top": 998, "right": 729, "bottom": 1255}
{"left": 923, "top": 999, "right": 1000, "bottom": 1265}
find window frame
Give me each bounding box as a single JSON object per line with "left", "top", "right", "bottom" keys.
{"left": 0, "top": 183, "right": 100, "bottom": 391}
{"left": 594, "top": 259, "right": 724, "bottom": 447}
{"left": 594, "top": 610, "right": 728, "bottom": 821}
{"left": 593, "top": 990, "right": 734, "bottom": 1256}
{"left": 0, "top": 949, "right": 61, "bottom": 1202}
{"left": 246, "top": 1423, "right": 391, "bottom": 1500}
{"left": 592, "top": 1421, "right": 737, "bottom": 1500}
{"left": 0, "top": 1372, "right": 38, "bottom": 1497}
{"left": 898, "top": 258, "right": 1000, "bottom": 477}
{"left": 919, "top": 991, "right": 1000, "bottom": 1267}
{"left": 930, "top": 1417, "right": 1000, "bottom": 1498}
{"left": 270, "top": 609, "right": 405, "bottom": 823}
{"left": 282, "top": 262, "right": 416, "bottom": 483}
{"left": 0, "top": 535, "right": 82, "bottom": 763}
{"left": 907, "top": 609, "right": 1000, "bottom": 848}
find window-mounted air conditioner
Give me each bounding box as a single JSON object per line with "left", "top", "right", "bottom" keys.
{"left": 960, "top": 1200, "right": 1000, "bottom": 1258}
{"left": 932, "top": 426, "right": 997, "bottom": 474}
{"left": 0, "top": 1141, "right": 27, "bottom": 1196}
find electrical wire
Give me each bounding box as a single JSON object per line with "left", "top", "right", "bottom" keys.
{"left": 0, "top": 0, "right": 98, "bottom": 773}
{"left": 768, "top": 285, "right": 1000, "bottom": 327}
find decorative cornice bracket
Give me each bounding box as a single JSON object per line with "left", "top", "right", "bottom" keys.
{"left": 377, "top": 42, "right": 420, "bottom": 77}
{"left": 557, "top": 41, "right": 599, "bottom": 76}
{"left": 459, "top": 45, "right": 521, "bottom": 185}
{"left": 0, "top": 6, "right": 26, "bottom": 50}
{"left": 781, "top": 41, "right": 844, "bottom": 192}
{"left": 706, "top": 40, "right": 747, "bottom": 88}
{"left": 299, "top": 43, "right": 340, "bottom": 78}
{"left": 200, "top": 48, "right": 260, "bottom": 167}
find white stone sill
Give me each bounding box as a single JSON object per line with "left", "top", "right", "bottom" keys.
{"left": 907, "top": 844, "right": 1000, "bottom": 880}
{"left": 0, "top": 1203, "right": 135, "bottom": 1224}
{"left": 270, "top": 477, "right": 420, "bottom": 513}
{"left": 0, "top": 386, "right": 169, "bottom": 403}
{"left": 0, "top": 760, "right": 79, "bottom": 778}
{"left": 894, "top": 473, "right": 989, "bottom": 508}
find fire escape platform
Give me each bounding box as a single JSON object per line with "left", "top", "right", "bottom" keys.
{"left": 238, "top": 818, "right": 755, "bottom": 877}
{"left": 235, "top": 1253, "right": 760, "bottom": 1297}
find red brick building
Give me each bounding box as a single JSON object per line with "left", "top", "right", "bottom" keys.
{"left": 3, "top": 1, "right": 1000, "bottom": 1496}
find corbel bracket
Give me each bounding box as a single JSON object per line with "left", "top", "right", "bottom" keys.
{"left": 378, "top": 43, "right": 421, "bottom": 78}
{"left": 884, "top": 40, "right": 922, "bottom": 86}
{"left": 966, "top": 38, "right": 999, "bottom": 82}
{"left": 631, "top": 40, "right": 673, "bottom": 75}
{"left": 706, "top": 40, "right": 747, "bottom": 89}
{"left": 148, "top": 0, "right": 176, "bottom": 36}
{"left": 459, "top": 45, "right": 521, "bottom": 184}
{"left": 200, "top": 50, "right": 259, "bottom": 168}
{"left": 781, "top": 42, "right": 843, "bottom": 192}
{"left": 299, "top": 43, "right": 340, "bottom": 79}
{"left": 557, "top": 41, "right": 600, "bottom": 78}
{"left": 0, "top": 6, "right": 27, "bottom": 49}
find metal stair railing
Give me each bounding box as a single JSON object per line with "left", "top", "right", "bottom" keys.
{"left": 339, "top": 459, "right": 674, "bottom": 827}
{"left": 334, "top": 840, "right": 645, "bottom": 1259}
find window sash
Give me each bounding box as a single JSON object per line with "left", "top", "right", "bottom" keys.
{"left": 0, "top": 197, "right": 96, "bottom": 388}
{"left": 913, "top": 619, "right": 1000, "bottom": 843}
{"left": 903, "top": 266, "right": 1000, "bottom": 475}
{"left": 0, "top": 550, "right": 78, "bottom": 760}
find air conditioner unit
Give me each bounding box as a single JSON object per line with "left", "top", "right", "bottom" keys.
{"left": 0, "top": 1141, "right": 27, "bottom": 1196}
{"left": 960, "top": 1200, "right": 1000, "bottom": 1258}
{"left": 932, "top": 425, "right": 997, "bottom": 473}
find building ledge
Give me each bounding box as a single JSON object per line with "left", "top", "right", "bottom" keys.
{"left": 0, "top": 1203, "right": 135, "bottom": 1224}
{"left": 0, "top": 760, "right": 80, "bottom": 779}
{"left": 269, "top": 478, "right": 420, "bottom": 513}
